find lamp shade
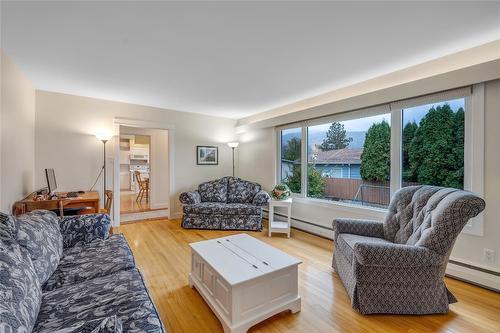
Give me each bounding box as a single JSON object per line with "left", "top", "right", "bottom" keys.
{"left": 96, "top": 132, "right": 112, "bottom": 142}
{"left": 227, "top": 142, "right": 239, "bottom": 148}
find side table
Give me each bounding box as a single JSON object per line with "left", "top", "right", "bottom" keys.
{"left": 268, "top": 198, "right": 292, "bottom": 238}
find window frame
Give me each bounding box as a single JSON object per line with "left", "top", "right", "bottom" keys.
{"left": 275, "top": 85, "right": 484, "bottom": 235}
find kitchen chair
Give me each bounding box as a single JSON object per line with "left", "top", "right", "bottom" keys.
{"left": 99, "top": 190, "right": 114, "bottom": 214}
{"left": 135, "top": 171, "right": 150, "bottom": 202}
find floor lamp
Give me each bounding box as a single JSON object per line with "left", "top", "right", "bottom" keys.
{"left": 227, "top": 142, "right": 239, "bottom": 177}
{"left": 96, "top": 133, "right": 112, "bottom": 204}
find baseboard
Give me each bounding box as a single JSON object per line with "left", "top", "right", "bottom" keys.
{"left": 150, "top": 203, "right": 169, "bottom": 210}
{"left": 446, "top": 262, "right": 500, "bottom": 292}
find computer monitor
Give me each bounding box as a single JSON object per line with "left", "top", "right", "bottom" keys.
{"left": 45, "top": 168, "right": 57, "bottom": 194}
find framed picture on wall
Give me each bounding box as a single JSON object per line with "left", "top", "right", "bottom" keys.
{"left": 196, "top": 146, "right": 218, "bottom": 165}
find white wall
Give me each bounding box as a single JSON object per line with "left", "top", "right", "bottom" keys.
{"left": 238, "top": 79, "right": 500, "bottom": 288}
{"left": 0, "top": 50, "right": 35, "bottom": 213}
{"left": 35, "top": 91, "right": 236, "bottom": 217}
{"left": 120, "top": 126, "right": 169, "bottom": 210}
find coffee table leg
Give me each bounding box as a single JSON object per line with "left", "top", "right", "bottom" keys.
{"left": 289, "top": 297, "right": 302, "bottom": 314}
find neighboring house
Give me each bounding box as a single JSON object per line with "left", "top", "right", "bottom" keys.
{"left": 281, "top": 148, "right": 363, "bottom": 180}
{"left": 310, "top": 148, "right": 362, "bottom": 179}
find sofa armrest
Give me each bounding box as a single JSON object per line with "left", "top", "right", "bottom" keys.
{"left": 252, "top": 190, "right": 270, "bottom": 206}
{"left": 179, "top": 191, "right": 201, "bottom": 205}
{"left": 59, "top": 213, "right": 111, "bottom": 248}
{"left": 333, "top": 218, "right": 384, "bottom": 240}
{"left": 353, "top": 242, "right": 443, "bottom": 268}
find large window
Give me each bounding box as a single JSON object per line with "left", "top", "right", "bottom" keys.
{"left": 280, "top": 127, "right": 302, "bottom": 194}
{"left": 277, "top": 88, "right": 477, "bottom": 211}
{"left": 401, "top": 98, "right": 465, "bottom": 189}
{"left": 307, "top": 114, "right": 391, "bottom": 208}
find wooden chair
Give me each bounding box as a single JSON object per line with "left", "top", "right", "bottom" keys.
{"left": 135, "top": 171, "right": 150, "bottom": 202}
{"left": 99, "top": 190, "right": 114, "bottom": 214}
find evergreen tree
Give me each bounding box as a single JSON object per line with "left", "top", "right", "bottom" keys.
{"left": 360, "top": 120, "right": 391, "bottom": 182}
{"left": 282, "top": 137, "right": 301, "bottom": 162}
{"left": 319, "top": 122, "right": 352, "bottom": 151}
{"left": 402, "top": 121, "right": 418, "bottom": 182}
{"left": 408, "top": 104, "right": 463, "bottom": 188}
{"left": 284, "top": 165, "right": 325, "bottom": 197}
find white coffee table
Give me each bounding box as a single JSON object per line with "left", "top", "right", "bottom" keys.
{"left": 189, "top": 234, "right": 301, "bottom": 333}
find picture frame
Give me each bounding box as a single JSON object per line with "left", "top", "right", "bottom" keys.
{"left": 196, "top": 145, "right": 218, "bottom": 165}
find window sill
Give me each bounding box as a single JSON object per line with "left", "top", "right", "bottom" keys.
{"left": 292, "top": 196, "right": 388, "bottom": 215}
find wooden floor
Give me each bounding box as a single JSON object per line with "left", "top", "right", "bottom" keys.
{"left": 115, "top": 219, "right": 500, "bottom": 333}
{"left": 120, "top": 190, "right": 150, "bottom": 214}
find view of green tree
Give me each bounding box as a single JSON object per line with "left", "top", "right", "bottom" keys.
{"left": 319, "top": 122, "right": 353, "bottom": 151}
{"left": 407, "top": 104, "right": 464, "bottom": 189}
{"left": 284, "top": 163, "right": 325, "bottom": 197}
{"left": 282, "top": 137, "right": 301, "bottom": 161}
{"left": 360, "top": 120, "right": 391, "bottom": 182}
{"left": 402, "top": 121, "right": 418, "bottom": 182}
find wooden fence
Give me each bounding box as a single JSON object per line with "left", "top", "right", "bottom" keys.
{"left": 324, "top": 178, "right": 390, "bottom": 206}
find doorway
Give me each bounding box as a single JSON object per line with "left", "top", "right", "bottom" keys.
{"left": 118, "top": 125, "right": 169, "bottom": 223}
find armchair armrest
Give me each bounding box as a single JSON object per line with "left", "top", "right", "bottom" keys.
{"left": 333, "top": 218, "right": 384, "bottom": 240}
{"left": 252, "top": 190, "right": 270, "bottom": 206}
{"left": 59, "top": 213, "right": 111, "bottom": 248}
{"left": 179, "top": 191, "right": 201, "bottom": 205}
{"left": 353, "top": 242, "right": 443, "bottom": 268}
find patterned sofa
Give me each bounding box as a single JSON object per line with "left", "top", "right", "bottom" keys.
{"left": 179, "top": 176, "right": 270, "bottom": 231}
{"left": 332, "top": 186, "right": 486, "bottom": 315}
{"left": 0, "top": 210, "right": 165, "bottom": 333}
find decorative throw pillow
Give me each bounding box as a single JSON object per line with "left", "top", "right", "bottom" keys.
{"left": 0, "top": 238, "right": 43, "bottom": 332}
{"left": 227, "top": 177, "right": 261, "bottom": 203}
{"left": 198, "top": 177, "right": 228, "bottom": 203}
{"left": 15, "top": 210, "right": 64, "bottom": 284}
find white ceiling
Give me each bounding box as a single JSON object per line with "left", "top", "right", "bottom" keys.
{"left": 2, "top": 1, "right": 500, "bottom": 119}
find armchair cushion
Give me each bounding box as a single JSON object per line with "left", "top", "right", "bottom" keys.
{"left": 333, "top": 218, "right": 384, "bottom": 240}
{"left": 15, "top": 210, "right": 63, "bottom": 284}
{"left": 227, "top": 177, "right": 261, "bottom": 203}
{"left": 59, "top": 213, "right": 111, "bottom": 248}
{"left": 179, "top": 190, "right": 201, "bottom": 205}
{"left": 0, "top": 238, "right": 42, "bottom": 333}
{"left": 353, "top": 242, "right": 443, "bottom": 268}
{"left": 336, "top": 234, "right": 392, "bottom": 264}
{"left": 252, "top": 190, "right": 270, "bottom": 206}
{"left": 198, "top": 177, "right": 228, "bottom": 203}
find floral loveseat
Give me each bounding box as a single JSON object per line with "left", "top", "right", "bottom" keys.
{"left": 179, "top": 176, "right": 270, "bottom": 231}
{"left": 0, "top": 210, "right": 165, "bottom": 333}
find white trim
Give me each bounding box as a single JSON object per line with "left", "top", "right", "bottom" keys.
{"left": 390, "top": 108, "right": 402, "bottom": 197}
{"left": 112, "top": 117, "right": 175, "bottom": 226}
{"left": 390, "top": 86, "right": 471, "bottom": 110}
{"left": 305, "top": 104, "right": 391, "bottom": 127}
{"left": 462, "top": 83, "right": 485, "bottom": 236}
{"left": 300, "top": 126, "right": 307, "bottom": 197}
{"left": 150, "top": 203, "right": 169, "bottom": 210}
{"left": 292, "top": 196, "right": 387, "bottom": 216}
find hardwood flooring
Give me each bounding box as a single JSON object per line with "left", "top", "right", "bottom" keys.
{"left": 115, "top": 219, "right": 500, "bottom": 333}
{"left": 120, "top": 190, "right": 150, "bottom": 214}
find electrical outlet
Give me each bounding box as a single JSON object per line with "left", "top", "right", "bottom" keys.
{"left": 483, "top": 249, "right": 495, "bottom": 264}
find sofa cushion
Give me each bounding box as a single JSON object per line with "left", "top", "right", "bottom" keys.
{"left": 0, "top": 238, "right": 42, "bottom": 333}
{"left": 227, "top": 177, "right": 261, "bottom": 203}
{"left": 15, "top": 210, "right": 63, "bottom": 284}
{"left": 183, "top": 202, "right": 261, "bottom": 215}
{"left": 79, "top": 315, "right": 123, "bottom": 333}
{"left": 336, "top": 233, "right": 392, "bottom": 264}
{"left": 33, "top": 268, "right": 165, "bottom": 333}
{"left": 43, "top": 234, "right": 136, "bottom": 291}
{"left": 198, "top": 177, "right": 228, "bottom": 203}
{"left": 183, "top": 202, "right": 224, "bottom": 215}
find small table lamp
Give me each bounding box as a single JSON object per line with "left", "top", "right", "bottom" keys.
{"left": 227, "top": 142, "right": 239, "bottom": 177}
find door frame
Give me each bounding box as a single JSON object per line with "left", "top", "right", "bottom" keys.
{"left": 112, "top": 117, "right": 175, "bottom": 226}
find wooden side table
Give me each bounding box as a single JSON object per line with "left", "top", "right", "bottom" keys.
{"left": 268, "top": 198, "right": 292, "bottom": 238}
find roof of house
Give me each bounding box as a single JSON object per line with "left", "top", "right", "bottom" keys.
{"left": 308, "top": 148, "right": 362, "bottom": 164}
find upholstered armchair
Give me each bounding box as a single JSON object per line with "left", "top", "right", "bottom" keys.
{"left": 332, "top": 186, "right": 485, "bottom": 315}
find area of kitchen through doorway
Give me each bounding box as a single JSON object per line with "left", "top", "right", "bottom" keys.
{"left": 119, "top": 125, "right": 169, "bottom": 222}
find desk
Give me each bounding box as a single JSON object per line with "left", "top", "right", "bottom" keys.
{"left": 14, "top": 191, "right": 100, "bottom": 216}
